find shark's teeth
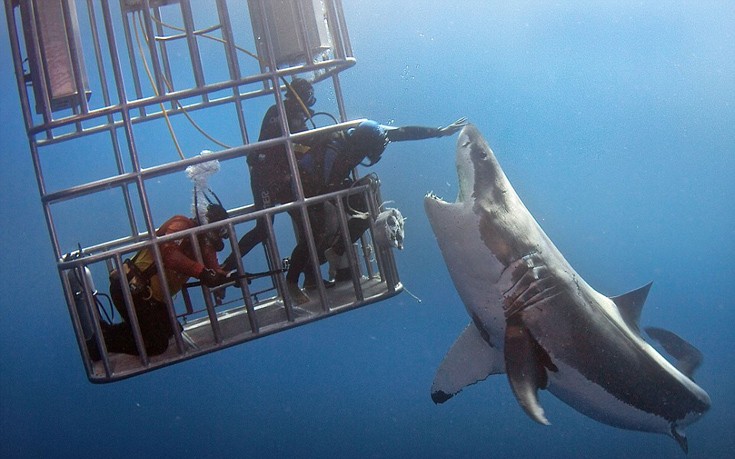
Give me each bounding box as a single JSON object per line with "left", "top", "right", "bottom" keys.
{"left": 426, "top": 191, "right": 445, "bottom": 201}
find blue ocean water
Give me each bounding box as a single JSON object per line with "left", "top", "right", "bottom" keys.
{"left": 1, "top": 1, "right": 733, "bottom": 457}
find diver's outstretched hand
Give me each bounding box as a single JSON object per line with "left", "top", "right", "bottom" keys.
{"left": 438, "top": 117, "right": 468, "bottom": 137}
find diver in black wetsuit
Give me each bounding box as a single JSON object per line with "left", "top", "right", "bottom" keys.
{"left": 286, "top": 118, "right": 467, "bottom": 302}
{"left": 221, "top": 77, "right": 316, "bottom": 273}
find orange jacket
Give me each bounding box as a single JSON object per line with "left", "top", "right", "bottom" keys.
{"left": 133, "top": 215, "right": 222, "bottom": 302}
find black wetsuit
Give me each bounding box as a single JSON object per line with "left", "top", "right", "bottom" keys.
{"left": 221, "top": 100, "right": 311, "bottom": 272}
{"left": 287, "top": 125, "right": 450, "bottom": 284}
{"left": 335, "top": 126, "right": 450, "bottom": 256}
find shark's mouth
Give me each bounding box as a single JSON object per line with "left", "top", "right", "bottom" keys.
{"left": 423, "top": 191, "right": 456, "bottom": 216}
{"left": 425, "top": 125, "right": 477, "bottom": 209}
{"left": 423, "top": 190, "right": 457, "bottom": 227}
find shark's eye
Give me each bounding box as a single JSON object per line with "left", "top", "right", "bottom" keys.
{"left": 462, "top": 141, "right": 471, "bottom": 148}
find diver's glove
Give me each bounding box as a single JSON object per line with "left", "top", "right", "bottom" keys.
{"left": 437, "top": 117, "right": 468, "bottom": 137}
{"left": 200, "top": 268, "right": 229, "bottom": 288}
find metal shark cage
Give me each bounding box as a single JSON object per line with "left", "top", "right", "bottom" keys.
{"left": 4, "top": 0, "right": 403, "bottom": 383}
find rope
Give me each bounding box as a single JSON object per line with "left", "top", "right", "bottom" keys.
{"left": 136, "top": 13, "right": 232, "bottom": 152}
{"left": 134, "top": 12, "right": 185, "bottom": 159}
{"left": 134, "top": 11, "right": 325, "bottom": 158}
{"left": 149, "top": 15, "right": 317, "bottom": 129}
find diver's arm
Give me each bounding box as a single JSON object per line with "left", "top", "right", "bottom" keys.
{"left": 385, "top": 117, "right": 467, "bottom": 142}
{"left": 257, "top": 105, "right": 281, "bottom": 141}
{"left": 385, "top": 126, "right": 442, "bottom": 142}
{"left": 163, "top": 248, "right": 206, "bottom": 278}
{"left": 322, "top": 136, "right": 360, "bottom": 190}
{"left": 159, "top": 216, "right": 207, "bottom": 278}
{"left": 201, "top": 244, "right": 224, "bottom": 272}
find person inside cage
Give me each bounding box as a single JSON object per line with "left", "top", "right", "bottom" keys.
{"left": 284, "top": 117, "right": 467, "bottom": 304}
{"left": 89, "top": 153, "right": 233, "bottom": 361}
{"left": 221, "top": 77, "right": 317, "bottom": 273}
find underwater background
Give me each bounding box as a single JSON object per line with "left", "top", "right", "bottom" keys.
{"left": 1, "top": 1, "right": 733, "bottom": 457}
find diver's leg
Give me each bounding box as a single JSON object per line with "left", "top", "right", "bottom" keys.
{"left": 221, "top": 215, "right": 272, "bottom": 271}
{"left": 221, "top": 180, "right": 272, "bottom": 271}
{"left": 285, "top": 241, "right": 310, "bottom": 304}
{"left": 301, "top": 203, "right": 336, "bottom": 290}
{"left": 136, "top": 299, "right": 174, "bottom": 356}
{"left": 99, "top": 284, "right": 144, "bottom": 355}
{"left": 327, "top": 194, "right": 369, "bottom": 281}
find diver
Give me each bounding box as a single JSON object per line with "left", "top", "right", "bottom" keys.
{"left": 283, "top": 199, "right": 340, "bottom": 303}
{"left": 221, "top": 77, "right": 316, "bottom": 273}
{"left": 286, "top": 118, "right": 467, "bottom": 302}
{"left": 92, "top": 195, "right": 231, "bottom": 359}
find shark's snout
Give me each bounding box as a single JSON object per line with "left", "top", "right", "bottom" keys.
{"left": 454, "top": 125, "right": 482, "bottom": 205}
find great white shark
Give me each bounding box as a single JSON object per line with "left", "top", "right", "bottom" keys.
{"left": 424, "top": 124, "right": 710, "bottom": 453}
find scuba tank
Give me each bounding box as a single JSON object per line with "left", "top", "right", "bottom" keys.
{"left": 65, "top": 265, "right": 96, "bottom": 341}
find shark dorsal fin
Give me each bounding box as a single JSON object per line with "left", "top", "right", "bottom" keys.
{"left": 610, "top": 282, "right": 653, "bottom": 331}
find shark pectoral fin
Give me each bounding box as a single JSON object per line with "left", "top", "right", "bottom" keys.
{"left": 504, "top": 316, "right": 550, "bottom": 425}
{"left": 431, "top": 322, "right": 505, "bottom": 404}
{"left": 670, "top": 423, "right": 688, "bottom": 454}
{"left": 645, "top": 326, "right": 703, "bottom": 379}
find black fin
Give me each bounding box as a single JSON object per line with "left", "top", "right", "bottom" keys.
{"left": 504, "top": 316, "right": 550, "bottom": 425}
{"left": 431, "top": 390, "right": 453, "bottom": 404}
{"left": 645, "top": 327, "right": 703, "bottom": 379}
{"left": 610, "top": 282, "right": 652, "bottom": 332}
{"left": 670, "top": 423, "right": 688, "bottom": 454}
